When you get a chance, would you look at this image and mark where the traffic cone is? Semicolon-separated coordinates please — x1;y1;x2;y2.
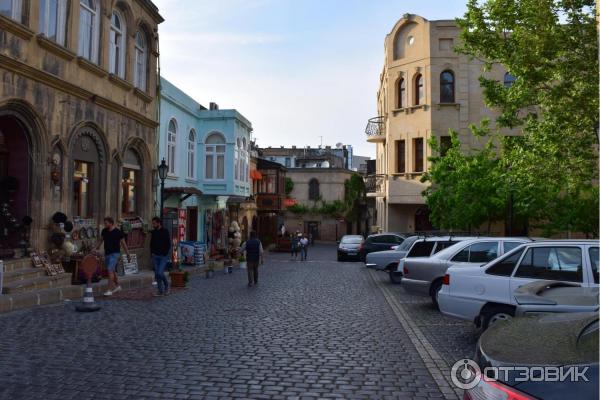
76;284;101;312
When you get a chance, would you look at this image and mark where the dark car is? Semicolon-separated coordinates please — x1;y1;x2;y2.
337;235;364;261
466;312;599;400
360;233;405;260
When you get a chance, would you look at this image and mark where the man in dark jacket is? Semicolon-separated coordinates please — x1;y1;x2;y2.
241;231;264;287
150;217;171;296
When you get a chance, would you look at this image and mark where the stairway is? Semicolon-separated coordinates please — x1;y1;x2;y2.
2;257;71;295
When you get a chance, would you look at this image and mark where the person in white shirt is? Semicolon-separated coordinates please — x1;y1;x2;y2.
300;235;309;261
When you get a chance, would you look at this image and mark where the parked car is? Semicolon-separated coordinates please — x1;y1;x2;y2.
365;235;420;269
360;233;406;260
438;240;599;330
514;280;599;316
402;238;530;307
337;235;364;261
466;312;599;400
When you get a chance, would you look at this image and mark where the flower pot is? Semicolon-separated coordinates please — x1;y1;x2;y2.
239;261;247;269
170;271;186;287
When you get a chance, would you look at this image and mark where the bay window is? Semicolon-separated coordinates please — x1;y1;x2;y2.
205;133;225;180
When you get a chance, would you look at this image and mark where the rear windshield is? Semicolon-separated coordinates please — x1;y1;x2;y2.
398;236;419;251
341;237;363;244
407;241;436;257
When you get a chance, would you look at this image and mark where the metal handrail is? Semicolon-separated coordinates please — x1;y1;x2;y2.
365;116;385;137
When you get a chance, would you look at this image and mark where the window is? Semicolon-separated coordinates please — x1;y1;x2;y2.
486;249;524;276
285;157;291;167
242;138;248;182
440;136;452;157
440;70;455;103
234;138;240;180
187;130;196;179
0;0;21;21
397;78;406;108
109;10;126;78
134;31;147;90
167;119;177;175
308;178;320;200
78;0;99;63
504;72;516;88
40;0;67;45
396;140;405;173
515;247;583;283
414;138;424;172
589;247;599;284
469;242;499;262
407;241;435;257
433;241;457;254
415;74;424;105
205;133;225;180
121;150;141;215
504;241;525;252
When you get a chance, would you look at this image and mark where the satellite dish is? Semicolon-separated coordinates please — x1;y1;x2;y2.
336;142;343;148
322;161;330;168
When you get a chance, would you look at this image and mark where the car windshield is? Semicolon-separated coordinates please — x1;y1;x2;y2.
397;236;419;251
341;237;363;244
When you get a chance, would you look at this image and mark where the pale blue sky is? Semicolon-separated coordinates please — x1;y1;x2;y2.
153;0;467;157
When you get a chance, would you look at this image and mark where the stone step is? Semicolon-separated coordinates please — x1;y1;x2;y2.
3;267;47;283
2;273;72;295
2;257;35;273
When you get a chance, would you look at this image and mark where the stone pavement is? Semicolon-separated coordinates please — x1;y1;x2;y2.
0;244;477;400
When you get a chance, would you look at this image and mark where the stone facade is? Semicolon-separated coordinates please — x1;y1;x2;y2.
0;1;163;257
367;14;515;234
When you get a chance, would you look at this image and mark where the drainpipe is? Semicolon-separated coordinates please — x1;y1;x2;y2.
155;28;162;218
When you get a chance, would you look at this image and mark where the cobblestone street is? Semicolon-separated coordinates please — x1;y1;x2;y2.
0;244;477;400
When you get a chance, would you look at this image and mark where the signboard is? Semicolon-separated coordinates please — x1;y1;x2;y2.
178;209;187;242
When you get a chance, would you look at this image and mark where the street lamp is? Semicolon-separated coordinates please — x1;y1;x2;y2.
158;158;169;220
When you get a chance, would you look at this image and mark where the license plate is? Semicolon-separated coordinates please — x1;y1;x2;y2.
348;252;357;256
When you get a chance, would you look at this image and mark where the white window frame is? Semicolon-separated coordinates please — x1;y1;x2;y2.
0;0;22;21
242;138;249;182
39;0;67;45
78;0;100;63
205;133;226;181
109;10;126;78
234;138;240;181
134;31;147;90
167;119;177;176
187;129;196;179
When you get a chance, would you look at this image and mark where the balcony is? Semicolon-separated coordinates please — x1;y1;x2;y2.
364;174;386;197
365;116;386;143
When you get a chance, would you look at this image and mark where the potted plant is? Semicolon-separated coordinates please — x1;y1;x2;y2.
239;255;247;269
169;267;187;287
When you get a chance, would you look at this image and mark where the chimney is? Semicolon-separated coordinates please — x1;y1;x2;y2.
209;102;219;110
292;145;296;149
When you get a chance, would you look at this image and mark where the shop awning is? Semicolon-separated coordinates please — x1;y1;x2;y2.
163;187;203;202
250;170;263;180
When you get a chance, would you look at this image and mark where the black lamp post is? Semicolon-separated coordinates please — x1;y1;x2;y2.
158;158;169;220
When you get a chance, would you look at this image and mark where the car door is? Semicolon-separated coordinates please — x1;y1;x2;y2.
510;245;586;294
481;248;526;304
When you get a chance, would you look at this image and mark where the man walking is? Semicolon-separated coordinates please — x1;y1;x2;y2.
241;231;263;287
150;217;171;296
95;217;130;296
300;234;309;261
290;232;300;260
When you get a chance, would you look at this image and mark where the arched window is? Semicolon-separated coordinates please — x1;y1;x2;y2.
504;72;516;88
397;78;406;108
167;119;177;175
440;70;455;103
308;178;320;201
40;0;67;45
0;0;21;21
415;74;424;106
134;31;147;90
205;133;225;180
122;149;141;215
187;130;196;179
234;138;240;180
109;10;126;78
78;0;100;63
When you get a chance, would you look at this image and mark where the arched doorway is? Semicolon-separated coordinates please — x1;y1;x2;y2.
0;116;31;249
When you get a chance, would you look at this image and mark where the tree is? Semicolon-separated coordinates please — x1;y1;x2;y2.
342;174;367;225
284;177;294;197
440;0;598;236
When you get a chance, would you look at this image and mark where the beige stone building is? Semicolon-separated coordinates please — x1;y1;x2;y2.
0;1;163;259
366;14;514;234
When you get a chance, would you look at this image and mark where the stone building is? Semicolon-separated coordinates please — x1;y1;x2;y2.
365;14;515;233
0;0;163;258
261;145;353;170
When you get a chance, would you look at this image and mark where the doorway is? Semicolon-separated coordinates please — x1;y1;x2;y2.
187;207;198;241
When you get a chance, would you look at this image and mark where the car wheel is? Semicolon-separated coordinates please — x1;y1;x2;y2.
430;279;443;309
388;269;402;284
481;305;514;330
337;254;343;262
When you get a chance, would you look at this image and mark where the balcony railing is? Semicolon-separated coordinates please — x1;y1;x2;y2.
365;116;385;137
364;174;386;194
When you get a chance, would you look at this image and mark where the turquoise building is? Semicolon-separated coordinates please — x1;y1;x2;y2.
158;77;252;253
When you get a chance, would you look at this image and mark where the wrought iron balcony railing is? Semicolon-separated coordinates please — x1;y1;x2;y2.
365;116;386;137
364;174;386;194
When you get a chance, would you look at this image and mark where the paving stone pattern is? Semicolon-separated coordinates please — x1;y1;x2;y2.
0;245;475;399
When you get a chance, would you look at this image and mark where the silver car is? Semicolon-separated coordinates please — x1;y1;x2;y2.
514;280;599;316
401;238;530;307
337;235;364;261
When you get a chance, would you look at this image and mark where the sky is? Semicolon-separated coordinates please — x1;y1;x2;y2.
153;0;468;157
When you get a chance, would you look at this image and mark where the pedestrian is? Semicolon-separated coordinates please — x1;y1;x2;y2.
95;217;130;296
290;232;300;260
150;217;171;297
300;234;309;261
241;231;264;287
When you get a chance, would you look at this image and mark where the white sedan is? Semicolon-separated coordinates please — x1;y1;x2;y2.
438;240;599;330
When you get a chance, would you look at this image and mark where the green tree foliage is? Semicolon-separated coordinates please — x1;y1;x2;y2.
284;177;294;196
424;0;598;236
